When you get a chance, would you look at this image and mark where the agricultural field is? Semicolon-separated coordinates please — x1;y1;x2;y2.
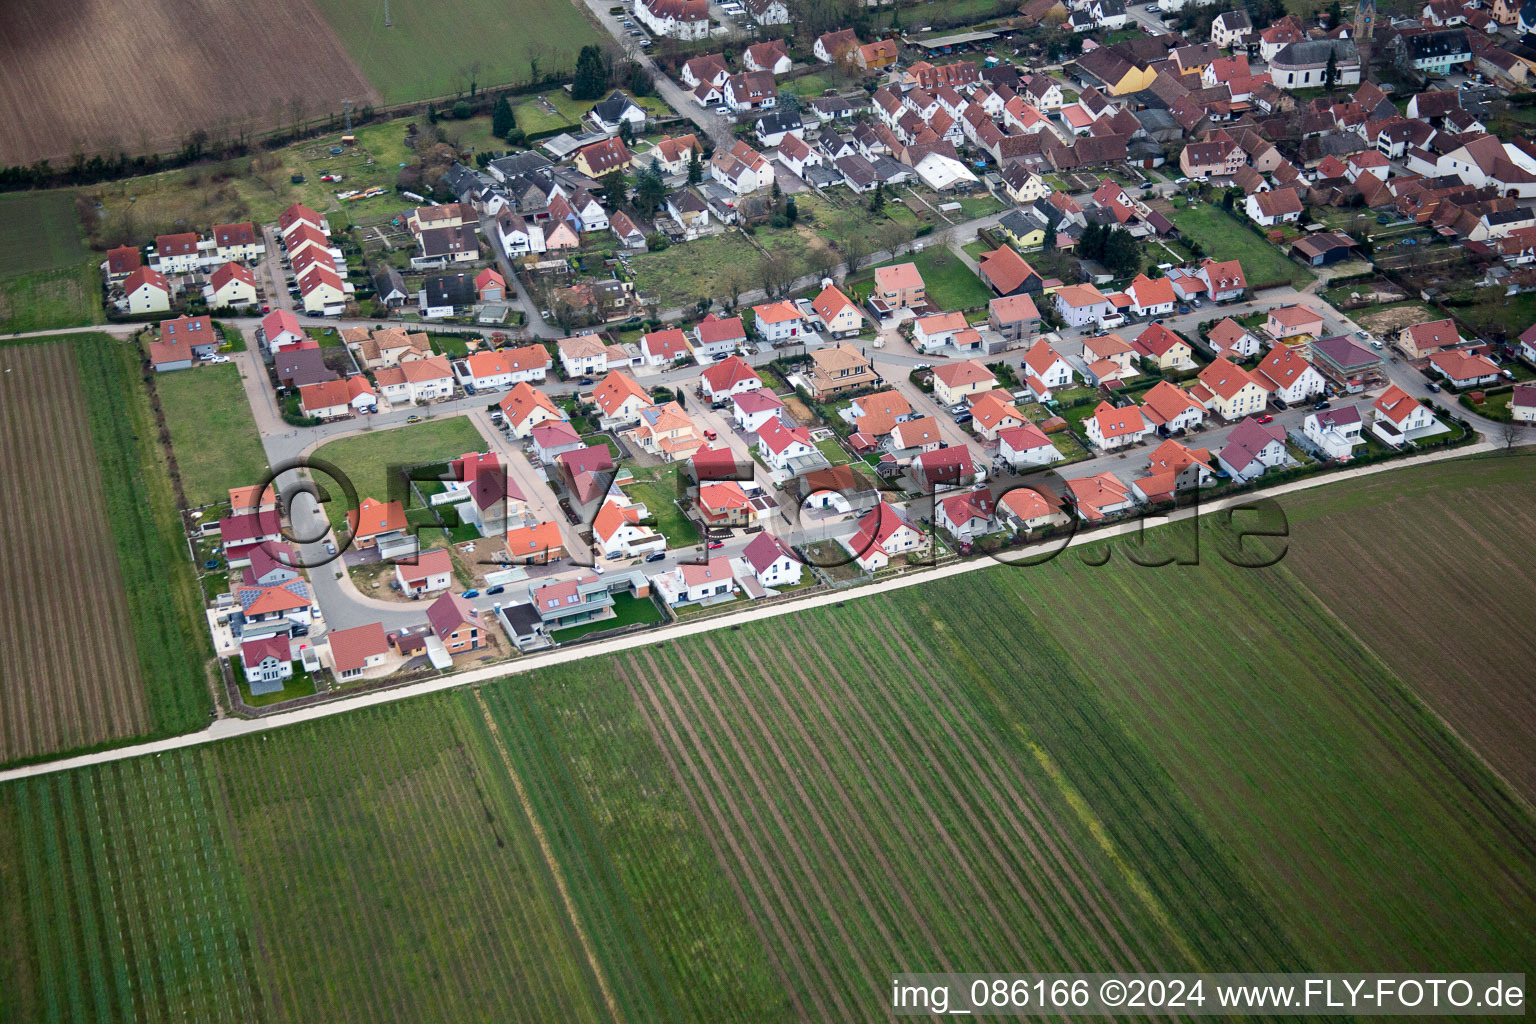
308;0;600;105
3;458;1534;1020
1281;453;1536;805
153;363;270;508
312;415;489;530
1163;200;1316;289
0;0;376;167
0;336;209;766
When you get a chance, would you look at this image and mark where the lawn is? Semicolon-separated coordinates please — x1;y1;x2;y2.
814;436;849;465
0;191;86;275
312;415;488;530
307;0;600;104
1164;201;1315;289
629;232;763;312
4;462;1535;1019
0;262;104;334
154;364;269;508
852;247;994;312
623;462;698;547
551;591;666;640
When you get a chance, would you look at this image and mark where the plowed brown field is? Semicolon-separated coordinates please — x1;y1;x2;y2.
0;0;379;166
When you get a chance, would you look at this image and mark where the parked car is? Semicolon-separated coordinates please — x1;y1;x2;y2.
1313;399;1331;410
579;376;594;386
486;585;505;595
707;540;725;549
406;414;423;423
703;428;718;440
324;541;337;554
1425;381;1441;392
1256;414;1274;424
645;550;667;562
461;589;480;599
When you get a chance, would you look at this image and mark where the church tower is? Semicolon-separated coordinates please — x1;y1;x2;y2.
1354;0;1376;66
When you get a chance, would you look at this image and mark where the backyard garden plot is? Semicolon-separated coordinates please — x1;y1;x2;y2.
154;364;270;508
311;415;488;530
1162;200;1315;289
1280;452;1536;806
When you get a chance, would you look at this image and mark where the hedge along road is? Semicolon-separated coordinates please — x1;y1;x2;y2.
0;438;1495;785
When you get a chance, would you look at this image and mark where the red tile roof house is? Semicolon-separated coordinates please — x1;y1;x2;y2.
1138;438;1214;499
217;508;284;567
426;593;483;656
697;480;757;527
393;552;451;601
235;543;315;633
912;446;977;493
755;415;817;472
1205;317;1262;360
1021;338;1075;399
996;422;1060;469
701;355;762;400
997;485;1072;534
149;315;220;371
326;622;390;680
300;376;376;420
741;532;803;589
692;314;749;358
1254;345;1326;405
1066;472;1135;521
731;388;786;434
841;501;928;571
1216;415;1290;482
1510;383;1536;424
1138;379;1207;435
641;327;692;367
1371;384;1444;445
103;244;141;282
348;498;408;550
1397;318;1463;360
651;557;739;607
1265;304;1325;343
1427;349;1501;388
937;490;996;542
240;635;294;693
1085;400;1151;451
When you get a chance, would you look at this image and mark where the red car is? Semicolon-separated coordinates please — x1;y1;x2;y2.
707;540;725;549
261;304;271;314
1256;414;1274;424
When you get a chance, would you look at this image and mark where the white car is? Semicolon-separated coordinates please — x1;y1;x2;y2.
204;355;231;364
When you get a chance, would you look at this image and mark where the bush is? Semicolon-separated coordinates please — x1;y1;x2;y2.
451;100;472;120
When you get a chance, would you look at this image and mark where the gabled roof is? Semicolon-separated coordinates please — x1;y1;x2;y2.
592;371;650;415
702;354;761;392
328;623;389;674
756;415;811;454
426;592;477;639
932;360;996;389
742;531;797;573
1197;358;1264;400
1138;379;1203;427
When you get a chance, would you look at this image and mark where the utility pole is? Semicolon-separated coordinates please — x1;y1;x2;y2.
343;99;353;133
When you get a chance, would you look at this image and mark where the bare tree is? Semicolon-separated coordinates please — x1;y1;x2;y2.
1498;418;1527;450
758;250;797;298
810;247;840;285
719;264;749;309
839;233;869;275
877;220;914;260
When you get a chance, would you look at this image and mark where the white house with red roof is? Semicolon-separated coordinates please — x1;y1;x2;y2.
593;495;666;558
1086;401;1150;451
153;231;202;275
1510;383;1536;424
1021;338;1075;399
741;532;802;588
1217;416;1289;481
931;360;998;407
641;328;692;367
693;314;749;358
211;222;265;264
1195;258;1247;302
1255;346;1326;405
1205;317;1261;360
912;447;978;493
499;382;567;438
1139;380;1206;434
240;635;294;692
701;355;762;400
395;549;454;597
752;301;806;342
997;485;1071;533
756;416;816;471
376;355;456;405
937;490;996;542
731;389;785;433
592;370;652;428
1371;385;1444;444
149;315;219;371
1192;358;1268;421
997;422;1062;468
326;622;390;680
1066;472;1135;521
1427;349;1501;388
261;308;308;352
1125;274;1176;317
299;376;375;419
842;501;927;571
651;557;738;606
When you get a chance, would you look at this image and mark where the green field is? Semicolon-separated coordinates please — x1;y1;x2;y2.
312;415;488;530
1165;201;1315;289
3;460;1534;1019
623;463;699;547
0;191;103;334
154;364;270;508
0;192;86;276
308;0;601;104
853;246;995;312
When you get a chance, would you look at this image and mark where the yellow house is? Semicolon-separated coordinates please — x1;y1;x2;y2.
1192;358;1268;422
931;360;998;407
998;212;1046;250
1000;165;1052;205
1108;64;1156;95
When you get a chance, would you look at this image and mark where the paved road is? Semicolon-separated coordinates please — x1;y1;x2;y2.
0;437;1494;785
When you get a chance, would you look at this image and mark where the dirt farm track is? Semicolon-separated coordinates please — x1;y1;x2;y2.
0;0;379;167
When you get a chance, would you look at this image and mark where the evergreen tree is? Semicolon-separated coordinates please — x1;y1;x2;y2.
601;169;628;209
635;164;668;216
1324;48;1338;90
868;181;885;213
687;148;702;184
573;45;608;101
785;196;798;223
491;96;515;140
